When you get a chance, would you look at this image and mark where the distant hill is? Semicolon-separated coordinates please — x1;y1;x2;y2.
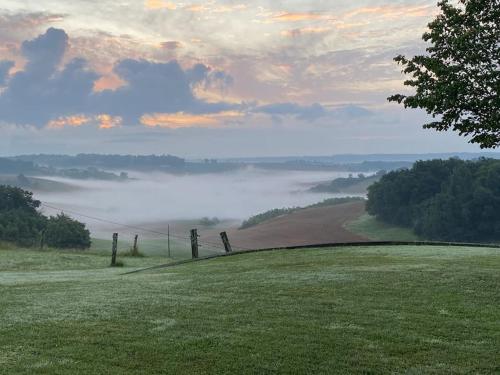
310;172;384;194
224;152;500;164
0;175;77;192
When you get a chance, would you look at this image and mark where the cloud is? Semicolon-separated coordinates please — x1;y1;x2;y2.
0;27;371;132
21;27;68;74
255;102;327;121
281;27;331;38
0;28;237;128
96;114;122;129
47;113;122;129
141;112;216;128
94;59;236;123
272;12;330;22
47;115;91;129
333;104;372;118
343;5;435;20
0;28;98;126
161;41;182;50
0;12;65;33
145;0;177;10
0;60;14;85
254;102;372;123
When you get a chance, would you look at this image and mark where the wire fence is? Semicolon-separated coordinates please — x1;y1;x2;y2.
36;201;500;269
40;202;242;261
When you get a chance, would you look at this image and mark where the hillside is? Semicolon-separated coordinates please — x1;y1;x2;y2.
310;173;383;194
200;201;368;250
0;245;498;373
0;175;77;192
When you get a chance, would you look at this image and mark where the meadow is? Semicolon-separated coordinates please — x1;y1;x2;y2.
346;213;420;242
1;244;499;374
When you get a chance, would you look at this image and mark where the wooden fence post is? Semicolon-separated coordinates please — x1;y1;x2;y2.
39;230;45;251
167;224;171;258
190;229;199;259
220;231;233;253
111;233;118;266
132;234;139;256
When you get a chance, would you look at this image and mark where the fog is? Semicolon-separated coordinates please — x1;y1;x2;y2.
36;168;364;237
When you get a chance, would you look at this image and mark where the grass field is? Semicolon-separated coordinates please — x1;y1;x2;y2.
89;237;193;259
1;245;499;374
346;213;420;241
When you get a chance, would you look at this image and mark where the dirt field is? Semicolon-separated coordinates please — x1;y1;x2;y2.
199;201;368;250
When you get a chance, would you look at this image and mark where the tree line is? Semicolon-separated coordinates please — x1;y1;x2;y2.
367;158;500;242
0;185;91;248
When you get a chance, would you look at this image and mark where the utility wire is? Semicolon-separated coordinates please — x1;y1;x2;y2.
41;201;251;251
40;202;191;241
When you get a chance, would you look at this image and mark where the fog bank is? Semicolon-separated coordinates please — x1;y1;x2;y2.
36;168;364;235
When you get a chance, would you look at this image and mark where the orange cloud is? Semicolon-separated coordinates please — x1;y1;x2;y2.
97;114;122;129
47;114;122;129
141;111;242;129
186;5;205;12
272;12;330;22
145;0;177;10
48;115;91;129
93;74;126;92
344;5;435;19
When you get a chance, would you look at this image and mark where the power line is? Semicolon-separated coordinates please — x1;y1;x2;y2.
40;201;251;251
40;202;191;241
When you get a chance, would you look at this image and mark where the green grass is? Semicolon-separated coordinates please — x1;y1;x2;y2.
1;245;499;374
346;213;420;241
90;237;212;260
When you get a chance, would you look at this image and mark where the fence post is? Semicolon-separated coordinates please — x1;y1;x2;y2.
167;224;171;258
190;229;199;259
133;234;138;255
39;230;45;251
220;231;233;253
111;233;118;266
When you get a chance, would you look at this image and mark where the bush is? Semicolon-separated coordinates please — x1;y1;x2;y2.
44;213;91;249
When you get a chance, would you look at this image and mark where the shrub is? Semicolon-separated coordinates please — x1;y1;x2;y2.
44;213;91;249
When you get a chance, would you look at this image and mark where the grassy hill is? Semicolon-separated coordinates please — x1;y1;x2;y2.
1;244;499;374
345;213;420;241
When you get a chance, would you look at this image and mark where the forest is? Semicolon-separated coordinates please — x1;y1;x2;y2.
367;158;500;242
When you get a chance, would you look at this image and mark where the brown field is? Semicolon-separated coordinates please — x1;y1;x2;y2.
199;201;368;250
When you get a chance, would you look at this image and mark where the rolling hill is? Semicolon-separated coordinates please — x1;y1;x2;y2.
0;244;498;373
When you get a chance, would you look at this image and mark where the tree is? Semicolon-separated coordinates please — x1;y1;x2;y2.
367;158;500;242
0;186;92;248
44;213;91;249
389;0;500;148
0;185;46;246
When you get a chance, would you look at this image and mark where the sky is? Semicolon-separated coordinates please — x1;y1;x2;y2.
0;0;480;158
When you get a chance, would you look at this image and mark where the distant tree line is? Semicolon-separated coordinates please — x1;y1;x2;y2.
0;158;37;174
0;185;91;249
14;154;186;169
310;171;386;193
0;157;129;182
367;159;500;242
